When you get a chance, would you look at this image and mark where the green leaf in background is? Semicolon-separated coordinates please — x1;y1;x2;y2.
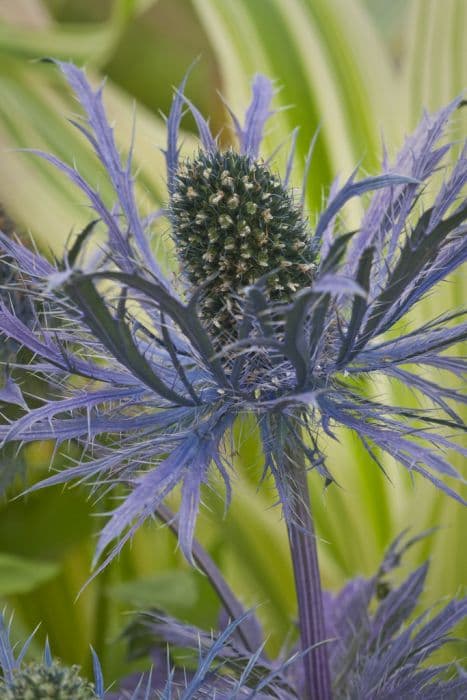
404;0;466;129
0;0;159;65
107;570;198;612
0;552;60;595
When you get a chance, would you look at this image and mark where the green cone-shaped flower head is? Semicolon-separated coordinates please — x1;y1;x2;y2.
0;661;97;700
171;149;316;340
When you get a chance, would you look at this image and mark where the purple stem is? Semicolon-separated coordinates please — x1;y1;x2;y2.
285;439;332;700
155;503;263;654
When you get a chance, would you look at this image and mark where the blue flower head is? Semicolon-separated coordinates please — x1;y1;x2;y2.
0;612;103;699
0;62;465;574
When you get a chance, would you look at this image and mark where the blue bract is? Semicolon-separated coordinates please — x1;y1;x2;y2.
0;62;465;577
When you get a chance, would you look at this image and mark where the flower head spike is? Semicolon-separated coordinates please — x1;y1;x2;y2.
0;61;465;573
171;148;316;340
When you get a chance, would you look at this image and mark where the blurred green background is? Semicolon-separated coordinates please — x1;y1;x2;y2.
0;0;465;686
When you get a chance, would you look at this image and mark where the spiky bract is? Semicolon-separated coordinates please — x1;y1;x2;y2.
172;149;315;339
0;206;33;362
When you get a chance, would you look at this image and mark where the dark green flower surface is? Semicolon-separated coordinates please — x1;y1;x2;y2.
0;661;97;700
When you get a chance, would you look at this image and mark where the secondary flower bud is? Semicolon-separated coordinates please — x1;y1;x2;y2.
0;662;97;699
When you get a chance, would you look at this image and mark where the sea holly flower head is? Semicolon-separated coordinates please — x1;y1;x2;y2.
171;148;315;341
0;613;103;700
0;61;465;573
0;662;98;700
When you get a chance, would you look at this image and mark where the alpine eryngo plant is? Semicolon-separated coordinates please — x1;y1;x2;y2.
0;61;466;698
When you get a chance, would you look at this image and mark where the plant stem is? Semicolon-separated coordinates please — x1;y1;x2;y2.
284;437;332;700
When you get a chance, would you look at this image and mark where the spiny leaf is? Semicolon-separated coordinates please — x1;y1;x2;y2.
65;274;194;406
337;246;374;365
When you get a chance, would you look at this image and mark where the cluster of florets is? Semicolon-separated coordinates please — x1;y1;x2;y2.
171;149;316;341
0;662;97;699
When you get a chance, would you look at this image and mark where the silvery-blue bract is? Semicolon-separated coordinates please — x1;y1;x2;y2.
0;62;465;578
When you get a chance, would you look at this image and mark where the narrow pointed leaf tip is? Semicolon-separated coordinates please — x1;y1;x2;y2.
0;374;26;409
241;74;275;158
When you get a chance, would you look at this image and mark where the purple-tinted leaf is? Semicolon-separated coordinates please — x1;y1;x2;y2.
94;455;188;570
387;367;466;422
24;149;128;257
0;303;131;385
301;128;320;210
87;270;229;387
283;288;317;387
165;70;191;196
0;615;16;684
319;231;355;275
56;62;168;286
1;386;143;444
160;311;200;404
412;598;467;655
355;321;467;369
0;232;54;278
66;219;99;268
357;202;467;348
284;127;299;187
371;563;428;645
178;458;210;564
65;275;194;406
177;613;258;700
430;142;467;228
313;173;419;246
177;92;216;153
381;230;467;332
241;75;274;159
317;393;466;504
337;247;374;365
346;96;462;274
91;647;105;698
312;273;367;297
